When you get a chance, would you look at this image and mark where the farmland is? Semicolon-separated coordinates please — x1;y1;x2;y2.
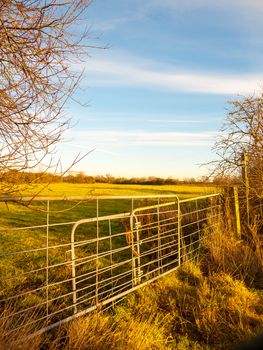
19;182;218;198
0;182;218;233
0;183;219;339
0;182;218;282
0;182;262;350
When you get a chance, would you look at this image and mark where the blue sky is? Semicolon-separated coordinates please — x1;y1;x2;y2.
58;0;263;179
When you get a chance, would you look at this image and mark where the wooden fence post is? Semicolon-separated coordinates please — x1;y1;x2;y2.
233;186;241;239
242;152;250;224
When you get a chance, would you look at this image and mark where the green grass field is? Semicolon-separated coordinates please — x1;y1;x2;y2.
0;182;218;241
0;182;219;266
0;182;219;342
0;182;218;234
1;183;262;349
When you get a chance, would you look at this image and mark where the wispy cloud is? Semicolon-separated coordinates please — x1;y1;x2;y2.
80;53;263;95
69;109;220;123
67;129;218;147
61;141;118;156
147;119;213;124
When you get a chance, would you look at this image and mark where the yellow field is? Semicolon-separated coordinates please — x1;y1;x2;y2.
22;182;218;199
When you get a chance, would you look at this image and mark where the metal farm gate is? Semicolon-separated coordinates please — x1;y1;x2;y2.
0;194;221;337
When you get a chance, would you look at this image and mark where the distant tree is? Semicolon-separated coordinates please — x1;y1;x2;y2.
0;0;94;195
94;175;107;183
212;175;240;186
75;171;86;183
64;174;76;184
105;173;114;184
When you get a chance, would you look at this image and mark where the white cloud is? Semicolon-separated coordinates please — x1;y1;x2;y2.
80;54;263;95
146;119;215;125
67;129;218;147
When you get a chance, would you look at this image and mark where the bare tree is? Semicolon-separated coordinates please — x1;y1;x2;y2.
0;0;94;195
210;93;263;222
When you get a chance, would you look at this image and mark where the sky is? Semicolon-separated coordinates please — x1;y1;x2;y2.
57;0;263;179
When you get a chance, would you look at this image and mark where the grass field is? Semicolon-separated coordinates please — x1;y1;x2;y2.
1;211;263;350
0;182;222;348
0;182;218;246
0;183;218;234
20;182;218;198
1;183;262;349
0;182;218;258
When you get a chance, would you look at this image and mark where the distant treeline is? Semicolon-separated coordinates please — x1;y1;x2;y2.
0;170;240;186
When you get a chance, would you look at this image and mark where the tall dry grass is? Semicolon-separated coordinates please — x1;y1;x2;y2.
1;204;262;349
203;206;263;288
0;305;42;350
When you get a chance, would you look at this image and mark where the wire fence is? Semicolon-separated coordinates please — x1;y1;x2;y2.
0;193;221;337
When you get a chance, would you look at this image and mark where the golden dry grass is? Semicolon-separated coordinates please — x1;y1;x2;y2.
1;205;262;350
19;182;217;199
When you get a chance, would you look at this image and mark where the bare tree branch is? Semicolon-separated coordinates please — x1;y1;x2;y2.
0;0;98;195
208;93;263;223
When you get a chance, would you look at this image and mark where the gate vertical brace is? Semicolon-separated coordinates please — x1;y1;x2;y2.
71;226;77;314
131;199;135;287
195;199;200;257
109;219;113;295
46;200;49;317
130;212;136;287
96;199;99;306
177;199;181;267
135;219;142;284
157;198;161;275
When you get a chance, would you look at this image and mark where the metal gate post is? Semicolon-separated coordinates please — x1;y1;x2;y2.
177;198;181;267
96;199;99;306
46;200;50;317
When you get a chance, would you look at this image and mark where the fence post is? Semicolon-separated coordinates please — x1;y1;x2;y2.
223;187;232;231
242;152;250;224
233;186;241;239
